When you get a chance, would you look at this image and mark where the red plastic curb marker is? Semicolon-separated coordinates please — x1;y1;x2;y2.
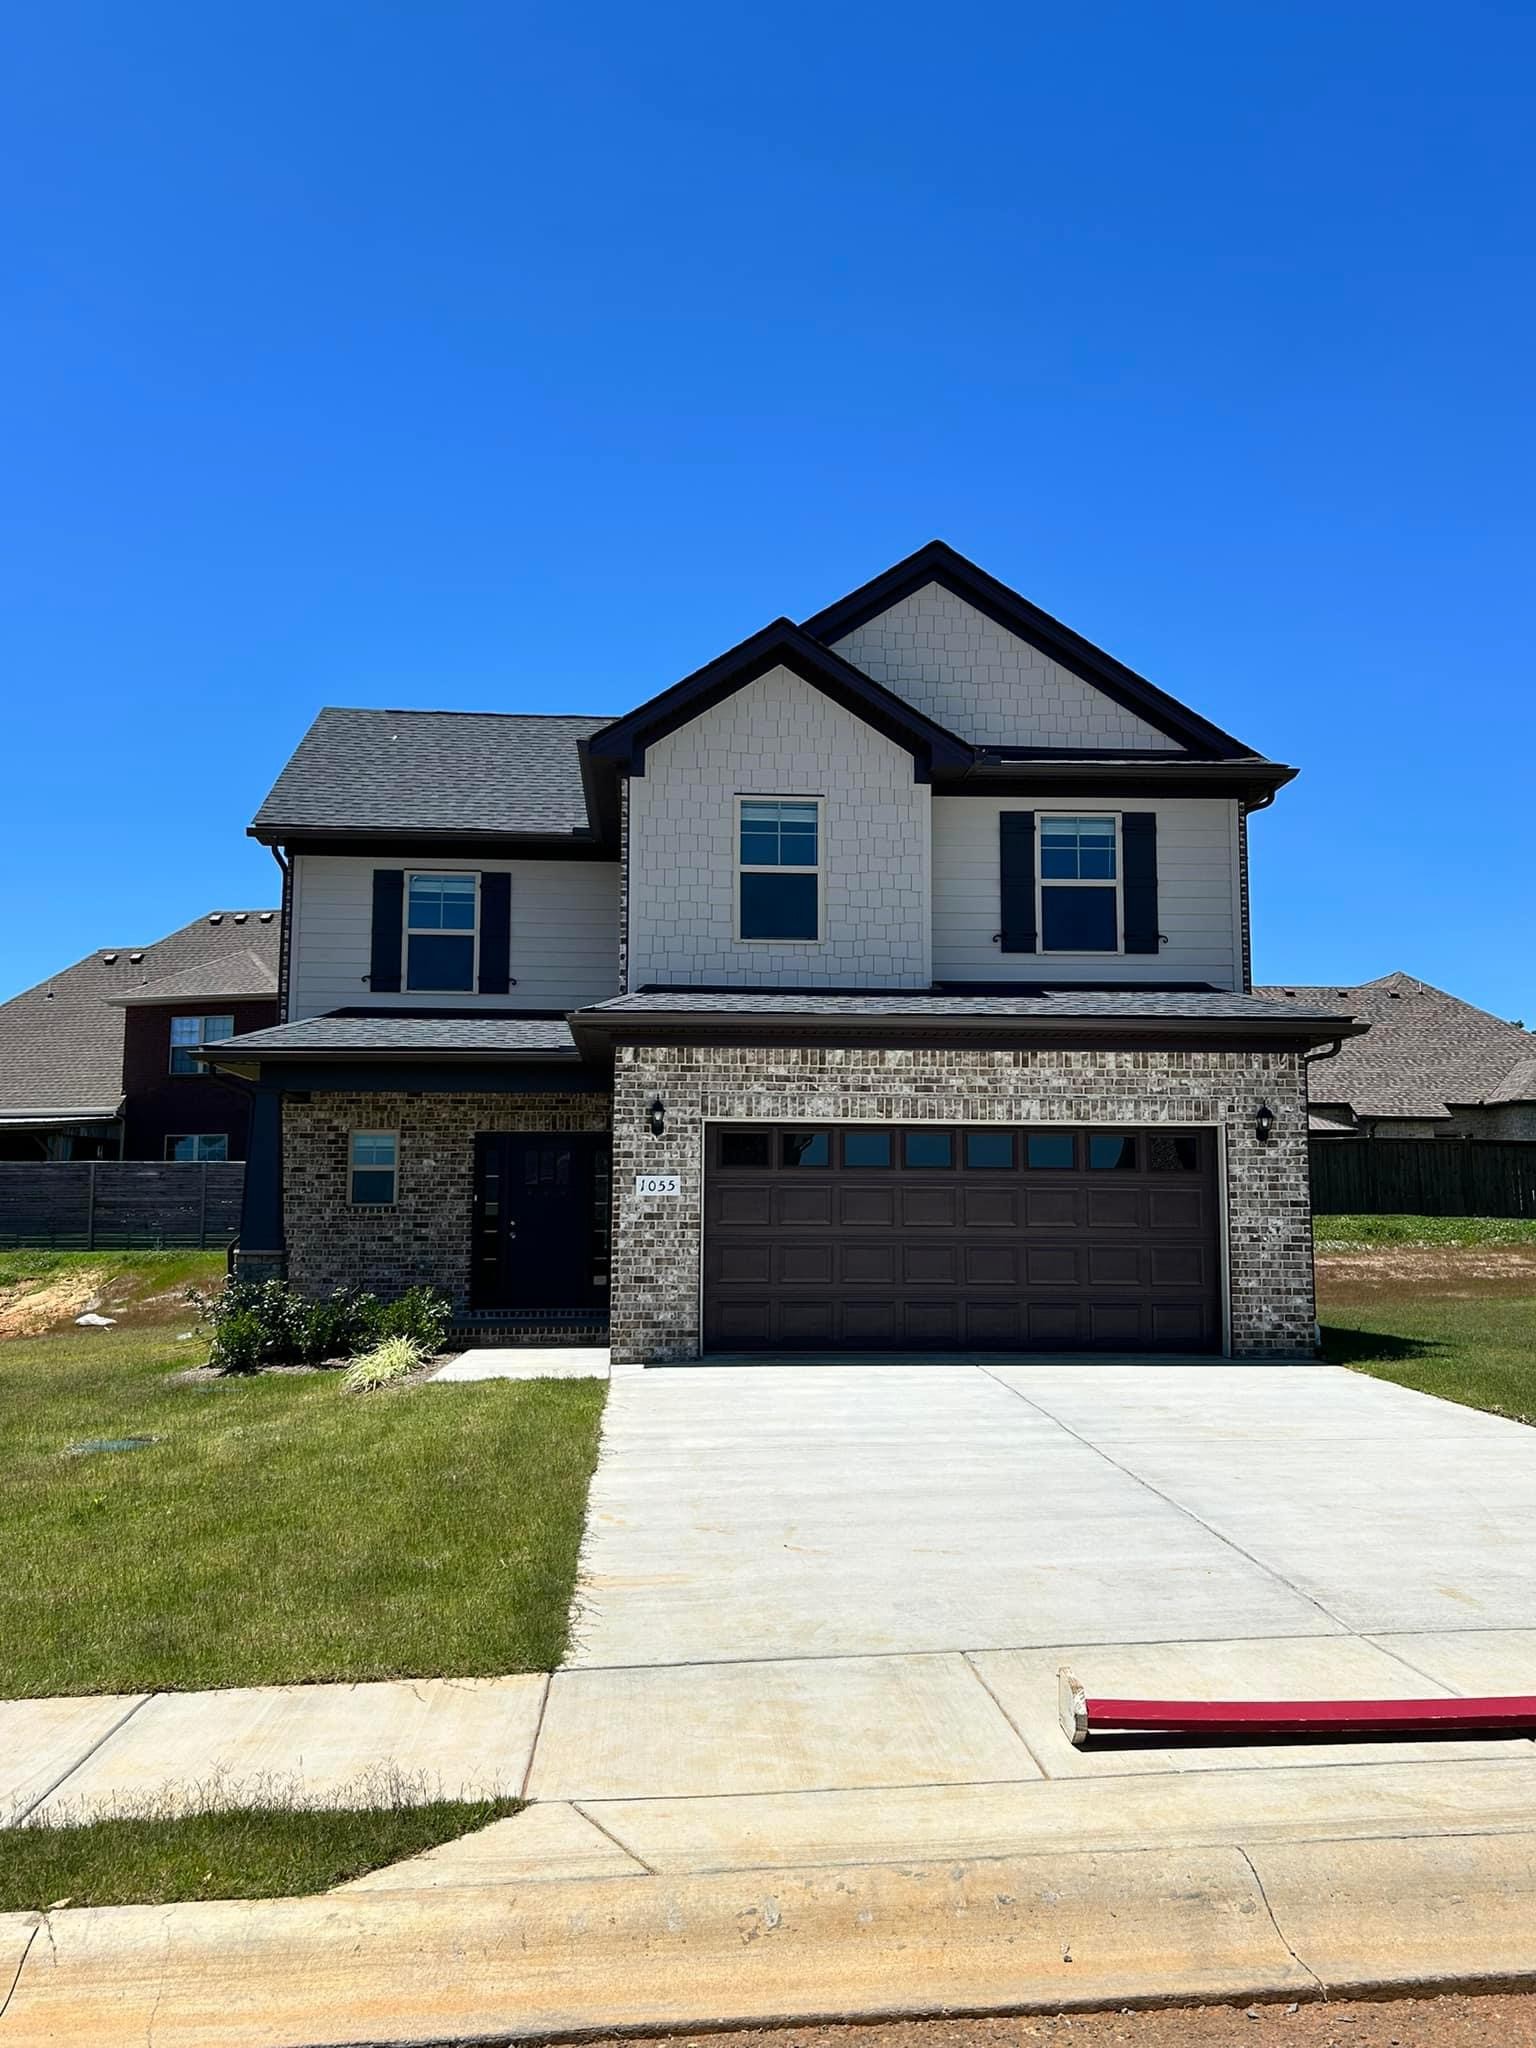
1057;1668;1536;1747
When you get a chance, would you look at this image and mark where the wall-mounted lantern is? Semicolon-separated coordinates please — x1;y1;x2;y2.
648;1095;666;1138
1254;1102;1275;1146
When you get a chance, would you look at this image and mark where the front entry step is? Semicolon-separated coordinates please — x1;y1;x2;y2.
451;1313;610;1350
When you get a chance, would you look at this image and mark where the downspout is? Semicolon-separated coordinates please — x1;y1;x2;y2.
269;844;292;1024
1237;788;1277;996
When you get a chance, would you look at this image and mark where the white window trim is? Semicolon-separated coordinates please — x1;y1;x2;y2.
349;1128;399;1208
733;795;825;946
169;1014;236;1074
1037;811;1124;957
404;872;480;994
164;1133;229;1162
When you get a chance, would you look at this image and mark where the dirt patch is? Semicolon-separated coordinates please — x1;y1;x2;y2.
0;1268;108;1340
600;1991;1536;2048
1317;1245;1536;1303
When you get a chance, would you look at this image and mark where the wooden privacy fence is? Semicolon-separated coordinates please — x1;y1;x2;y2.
0;1162;245;1248
1310;1139;1536;1218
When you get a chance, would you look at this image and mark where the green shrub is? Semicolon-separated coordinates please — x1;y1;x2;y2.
192;1280;451;1373
342;1335;426;1393
373;1286;452;1353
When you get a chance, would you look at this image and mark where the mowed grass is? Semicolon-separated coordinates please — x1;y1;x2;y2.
0;1247;228;1294
1;1797;518;1911
1317;1221;1536;1425
1;1319;605;1696
1315;1213;1536;1250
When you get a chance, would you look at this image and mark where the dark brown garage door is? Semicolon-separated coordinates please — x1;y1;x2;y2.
703;1125;1221;1353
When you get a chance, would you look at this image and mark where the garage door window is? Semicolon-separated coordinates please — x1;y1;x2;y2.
1089;1135;1137;1170
1149;1133;1202;1171
903;1130;953;1167
1026;1134;1075;1168
964;1131;1015;1168
843;1131;892;1167
782;1130;830;1167
719;1130;772;1168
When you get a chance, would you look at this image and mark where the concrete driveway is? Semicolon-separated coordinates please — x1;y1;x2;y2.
512;1362;1536;1879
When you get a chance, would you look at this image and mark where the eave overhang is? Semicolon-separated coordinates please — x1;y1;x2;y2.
567;1005;1367;1063
938;755;1299;803
246;826;615;860
585;618;974;782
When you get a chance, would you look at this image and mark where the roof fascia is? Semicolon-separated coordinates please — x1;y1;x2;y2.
246;828;615;861
585;618;973;780
801;541;1258;761
938;759;1299;802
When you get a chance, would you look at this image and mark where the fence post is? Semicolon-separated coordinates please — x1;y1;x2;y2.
199;1164;209;1249
86;1161;97;1250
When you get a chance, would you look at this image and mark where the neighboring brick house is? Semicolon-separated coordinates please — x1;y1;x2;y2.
203;542;1363;1361
0;913;280;1162
1257;974;1536;1141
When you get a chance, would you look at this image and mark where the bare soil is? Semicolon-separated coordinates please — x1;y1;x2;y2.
1316;1245;1536;1301
589;1993;1536;2048
0;1268;107;1340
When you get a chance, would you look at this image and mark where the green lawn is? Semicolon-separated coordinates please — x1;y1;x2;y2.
1;1318;605;1696
1315;1213;1536;1249
1318;1221;1536;1425
1;1797;518;1911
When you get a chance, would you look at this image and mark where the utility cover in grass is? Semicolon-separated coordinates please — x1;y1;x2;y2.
66;1436;159;1456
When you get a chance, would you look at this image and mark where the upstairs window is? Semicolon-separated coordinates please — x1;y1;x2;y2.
1039;815;1120;953
738;798;820;942
165;1133;228;1161
406;873;477;991
169;1014;235;1074
350;1130;398;1205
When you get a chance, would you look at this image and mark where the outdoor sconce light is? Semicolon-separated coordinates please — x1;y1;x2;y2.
648;1095;666;1138
1254;1102;1275;1146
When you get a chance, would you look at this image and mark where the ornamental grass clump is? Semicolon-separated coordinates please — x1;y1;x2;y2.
342;1335;426;1394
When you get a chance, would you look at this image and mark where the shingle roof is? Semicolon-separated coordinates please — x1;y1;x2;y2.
210;1013;578;1057
106;948;278;1006
581;989;1353;1024
251;709;608;839
0;913;280;1119
1255;973;1536;1116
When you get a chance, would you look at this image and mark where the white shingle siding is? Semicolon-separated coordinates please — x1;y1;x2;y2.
626;666;931;989
288;854;619;1019
833;583;1182;751
931;796;1243;990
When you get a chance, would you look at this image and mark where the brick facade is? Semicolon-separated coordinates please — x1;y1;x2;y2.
282;1090;610;1303
608;1043;1314;1365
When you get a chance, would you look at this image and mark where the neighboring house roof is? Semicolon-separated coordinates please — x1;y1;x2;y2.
208;1013;578;1059
105;948;279;1006
1256;973;1536;1121
249;544;1294;845
250;709;610;843
0;912;280;1121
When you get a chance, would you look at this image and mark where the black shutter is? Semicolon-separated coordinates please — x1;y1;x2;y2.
999;811;1037;953
369;870;404;992
1121;812;1160;954
479;872;512;994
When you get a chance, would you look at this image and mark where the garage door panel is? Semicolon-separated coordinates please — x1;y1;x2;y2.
841;1243;896;1285
775;1186;832;1226
704;1124;1219;1355
777;1243;834;1285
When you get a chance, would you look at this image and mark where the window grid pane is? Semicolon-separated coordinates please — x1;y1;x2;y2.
408;874;477;931
739;800;818;868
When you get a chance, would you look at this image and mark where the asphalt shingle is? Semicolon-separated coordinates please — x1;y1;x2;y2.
251;708;609;838
212;1014;578;1057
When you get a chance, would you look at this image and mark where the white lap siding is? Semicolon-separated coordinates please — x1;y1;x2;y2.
931;796;1243;990
288;854;620;1018
626;666;932;989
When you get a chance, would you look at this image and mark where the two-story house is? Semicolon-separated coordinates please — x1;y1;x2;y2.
203;544;1361;1362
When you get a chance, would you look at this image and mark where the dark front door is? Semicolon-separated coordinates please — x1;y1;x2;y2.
703;1124;1220;1353
471;1133;611;1315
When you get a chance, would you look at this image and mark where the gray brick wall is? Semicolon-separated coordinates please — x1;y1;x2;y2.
833;582;1182;751
609;1044;1313;1364
626;665;931;989
283;1090;611;1306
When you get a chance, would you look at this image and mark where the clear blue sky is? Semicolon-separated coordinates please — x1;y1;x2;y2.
4;2;1532;1015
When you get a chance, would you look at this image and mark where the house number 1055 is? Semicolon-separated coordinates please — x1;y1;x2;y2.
634;1174;681;1197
